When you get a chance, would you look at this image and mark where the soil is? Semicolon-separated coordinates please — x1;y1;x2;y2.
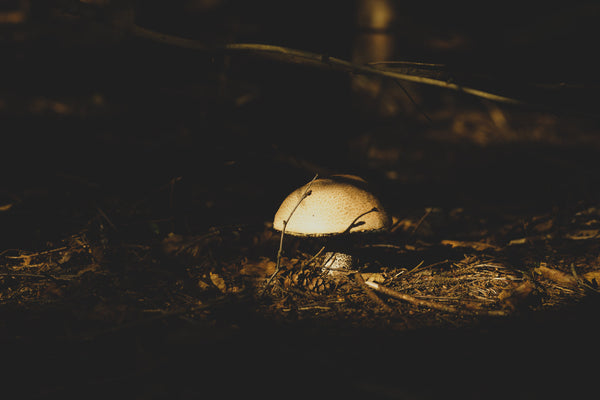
2;2;600;399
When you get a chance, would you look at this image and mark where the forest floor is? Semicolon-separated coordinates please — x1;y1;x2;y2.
2;3;600;399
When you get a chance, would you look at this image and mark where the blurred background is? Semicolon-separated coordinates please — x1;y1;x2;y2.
2;0;600;247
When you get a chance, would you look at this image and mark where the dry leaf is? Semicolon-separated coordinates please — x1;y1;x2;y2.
565;230;599;240
583;271;600;284
533;219;553;233
42;283;64;298
198;280;211;290
162;233;185;255
498;280;535;310
508;238;527;246
361;272;386;284
441;240;500;251
239;258;276;278
75;263;101;276
209;272;227;292
534;265;577;287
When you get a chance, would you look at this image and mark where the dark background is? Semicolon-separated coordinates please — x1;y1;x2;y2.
3;0;599;245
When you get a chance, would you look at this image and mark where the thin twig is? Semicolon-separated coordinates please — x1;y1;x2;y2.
410;208;433;237
263;174;319;292
342;207;380;234
405;259;449;275
3;247;69;258
96;207;118;231
397;260;424;278
301;246;326;270
359;243;404;250
353;273;394;313
393;80;433;124
365;280;459;313
0;272;73;281
364;280;508;316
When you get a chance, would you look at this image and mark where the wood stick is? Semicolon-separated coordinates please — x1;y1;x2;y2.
128;24;524;105
364;281;508;316
364;280;460;313
353;273;394;313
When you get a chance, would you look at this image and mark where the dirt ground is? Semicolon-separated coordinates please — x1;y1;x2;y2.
2;2;600;399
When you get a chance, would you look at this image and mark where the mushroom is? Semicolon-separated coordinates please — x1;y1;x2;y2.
273;175;390;277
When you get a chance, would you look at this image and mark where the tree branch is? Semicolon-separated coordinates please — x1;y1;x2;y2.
129;24;524;106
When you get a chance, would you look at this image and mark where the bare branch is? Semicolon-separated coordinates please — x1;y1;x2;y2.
263;174;319;293
129;25;525;106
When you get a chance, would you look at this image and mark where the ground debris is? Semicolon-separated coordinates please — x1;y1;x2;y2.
441;239;500;251
564;229;599;241
162;231;222;258
209;272;228;293
534;265;578;288
534;264;600;293
255;248;538;326
239;257;277;278
498;280;536;311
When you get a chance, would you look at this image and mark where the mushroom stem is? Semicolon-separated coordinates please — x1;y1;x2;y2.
323;251;354;276
321;236;356;277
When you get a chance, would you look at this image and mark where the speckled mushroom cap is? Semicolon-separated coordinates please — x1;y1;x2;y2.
273;175;391;236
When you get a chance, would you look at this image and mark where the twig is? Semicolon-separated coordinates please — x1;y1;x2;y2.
364;280;508;316
397;260;423;277
410;208;433;237
393;80;433;124
60;4;600;115
359;243;404;250
406;259;449;275
263;174;318;293
353;273;394;313
3;247;68;258
301;246;325;270
0;272;73;281
96;207;118;231
364;280;459;313
342;207;379;234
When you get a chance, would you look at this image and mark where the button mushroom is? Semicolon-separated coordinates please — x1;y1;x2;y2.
273;175;390;277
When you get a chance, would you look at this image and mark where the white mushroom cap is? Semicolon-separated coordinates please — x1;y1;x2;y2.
273;175;390;237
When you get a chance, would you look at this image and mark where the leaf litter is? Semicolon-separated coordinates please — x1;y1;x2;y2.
3;202;598;336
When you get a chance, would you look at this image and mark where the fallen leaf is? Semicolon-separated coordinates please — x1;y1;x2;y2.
534;265;577;287
42;283;64;298
533;219;554;232
161;233;184;255
209;272;227;293
498;280;535;310
239;258;276;278
390;218;414;233
75;263;101;276
583;271;600;284
565;230;599;240
508;238;528;246
360;272;386;284
198;280;211;290
441;240;500;251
